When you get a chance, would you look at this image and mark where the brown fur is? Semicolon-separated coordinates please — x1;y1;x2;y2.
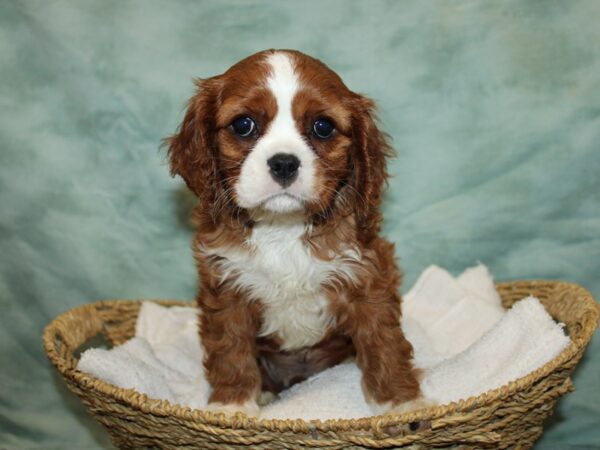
166;49;420;410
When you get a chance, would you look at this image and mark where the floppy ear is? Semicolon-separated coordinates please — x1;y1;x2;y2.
349;95;393;243
164;77;222;212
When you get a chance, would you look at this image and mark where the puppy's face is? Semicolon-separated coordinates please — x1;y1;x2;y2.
168;50;389;232
219;52;353;215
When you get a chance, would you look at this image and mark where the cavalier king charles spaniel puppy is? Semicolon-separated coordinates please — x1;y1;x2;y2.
166;49;426;417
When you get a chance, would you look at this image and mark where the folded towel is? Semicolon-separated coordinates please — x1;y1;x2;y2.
420;296;569;405
402;264;506;368
79;303;210;409
261;362;368;420
77;264;570;420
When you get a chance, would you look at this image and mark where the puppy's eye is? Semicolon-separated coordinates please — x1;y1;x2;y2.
312;118;335;139
231;116;256;137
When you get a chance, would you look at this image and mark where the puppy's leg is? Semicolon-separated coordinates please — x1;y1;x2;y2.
344;294;427;415
200;293;262;417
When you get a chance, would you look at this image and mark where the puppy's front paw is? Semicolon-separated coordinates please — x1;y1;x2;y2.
388;397;437;415
367;396;436;416
205;399;260;417
257;390;278;406
382;398;437;435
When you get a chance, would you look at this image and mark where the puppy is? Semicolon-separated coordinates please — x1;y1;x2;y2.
166;49;424;417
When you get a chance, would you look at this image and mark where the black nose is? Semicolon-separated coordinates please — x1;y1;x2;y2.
267;153;300;186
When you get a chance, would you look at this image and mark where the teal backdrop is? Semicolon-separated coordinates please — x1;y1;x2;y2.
1;1;598;448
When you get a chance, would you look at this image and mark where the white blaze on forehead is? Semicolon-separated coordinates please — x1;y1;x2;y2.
234;51;317;213
262;52;304;147
266;52;299;116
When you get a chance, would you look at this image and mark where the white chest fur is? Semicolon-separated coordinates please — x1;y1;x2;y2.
206;219;358;350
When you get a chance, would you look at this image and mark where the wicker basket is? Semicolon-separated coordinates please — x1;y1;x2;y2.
44;281;599;449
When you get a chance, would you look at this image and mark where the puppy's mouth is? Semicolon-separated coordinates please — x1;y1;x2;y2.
259;192;306;214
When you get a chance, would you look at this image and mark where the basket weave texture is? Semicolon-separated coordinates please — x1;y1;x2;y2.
44;281;599;449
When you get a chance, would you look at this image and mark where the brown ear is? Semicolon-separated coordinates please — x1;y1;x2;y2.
164;77;222;211
349;95;393;243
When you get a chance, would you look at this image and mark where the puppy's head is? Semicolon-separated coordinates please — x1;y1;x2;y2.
166;50;390;238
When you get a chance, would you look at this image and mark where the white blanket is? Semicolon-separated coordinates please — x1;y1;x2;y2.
77;264;570;420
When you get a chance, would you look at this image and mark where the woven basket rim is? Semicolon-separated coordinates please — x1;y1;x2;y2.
43;279;599;434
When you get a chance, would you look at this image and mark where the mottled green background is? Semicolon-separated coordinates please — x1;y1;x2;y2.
1;0;598;448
